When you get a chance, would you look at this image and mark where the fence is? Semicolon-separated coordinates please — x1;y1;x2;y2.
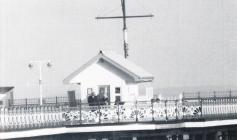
62;100;202;126
7;97;70;107
182;90;237;99
1;97;237;132
0;105;67;132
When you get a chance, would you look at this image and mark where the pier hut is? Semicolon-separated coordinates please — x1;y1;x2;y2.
0;87;14;107
63;50;154;103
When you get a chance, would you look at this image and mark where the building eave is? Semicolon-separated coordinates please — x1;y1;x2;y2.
63;55;101;84
63;50;154;84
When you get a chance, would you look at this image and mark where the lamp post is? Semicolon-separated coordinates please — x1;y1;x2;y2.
28;60;52;106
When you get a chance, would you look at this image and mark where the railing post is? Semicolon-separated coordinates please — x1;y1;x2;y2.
79;99;82;124
151;100;154;121
214;91;216;100
3;107;5;130
182;99;185;120
198;92;200;100
98;102;101;124
56;96;58;106
117;103;120;123
165;100;168;121
135;100;138;122
25;98;27;107
38;98;40;106
175;100;178;121
229;90;232;98
200;98;203;119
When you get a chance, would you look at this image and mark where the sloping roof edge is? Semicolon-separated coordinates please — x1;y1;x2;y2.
0;87;14;94
100;53;154;82
63;50;154;84
63;54;101;84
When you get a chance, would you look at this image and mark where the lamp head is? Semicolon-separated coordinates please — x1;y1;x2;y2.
28;63;33;69
47;62;52;68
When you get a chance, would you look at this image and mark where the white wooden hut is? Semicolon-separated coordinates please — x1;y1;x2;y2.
63;51;154;103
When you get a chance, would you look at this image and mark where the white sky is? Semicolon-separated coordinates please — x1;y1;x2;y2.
1;0;237;98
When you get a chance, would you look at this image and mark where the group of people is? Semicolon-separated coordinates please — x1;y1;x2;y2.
87;92;109;106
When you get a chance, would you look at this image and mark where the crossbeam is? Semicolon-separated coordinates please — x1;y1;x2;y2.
96;0;154;58
96;14;154;19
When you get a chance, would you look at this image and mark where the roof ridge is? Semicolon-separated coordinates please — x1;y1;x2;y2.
63;50;154;84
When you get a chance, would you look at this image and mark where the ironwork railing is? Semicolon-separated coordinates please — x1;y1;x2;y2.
2;97;237;132
183;90;237;99
62;100;202;126
7;97;70;107
0;105;67;132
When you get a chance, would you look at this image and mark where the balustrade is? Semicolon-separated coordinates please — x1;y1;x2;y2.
62;100;201;125
0;105;65;131
2;97;237;132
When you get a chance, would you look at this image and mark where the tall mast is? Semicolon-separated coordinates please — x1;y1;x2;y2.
121;0;128;58
96;0;154;58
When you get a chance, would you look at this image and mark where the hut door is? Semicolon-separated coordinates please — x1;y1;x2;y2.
68;90;76;107
98;85;110;105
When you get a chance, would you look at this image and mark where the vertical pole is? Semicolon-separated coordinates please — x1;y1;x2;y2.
198;91;200;100
200;98;203;119
175;100;178;120
135;100;138;122
165;100;168;121
25;98;27;107
2;107;5;130
151;100;154;121
123;28;128;58
121;0;128;58
99;102;101;124
117;103;120;123
56;96;58;106
182;98;185;120
39;62;43;106
79;99;82;124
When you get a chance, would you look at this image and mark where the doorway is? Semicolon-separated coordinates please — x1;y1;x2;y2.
68;90;76;107
98;85;110;105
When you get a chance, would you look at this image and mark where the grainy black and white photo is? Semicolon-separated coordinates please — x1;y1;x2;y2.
0;0;237;140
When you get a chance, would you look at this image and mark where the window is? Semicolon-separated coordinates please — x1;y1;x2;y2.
115;96;121;102
115;87;120;94
0;101;3;105
87;88;93;96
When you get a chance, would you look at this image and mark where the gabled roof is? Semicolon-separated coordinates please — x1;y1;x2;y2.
63;50;154;84
0;87;14;94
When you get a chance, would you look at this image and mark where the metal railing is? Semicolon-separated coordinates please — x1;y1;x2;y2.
0;105;67;132
62;99;202;126
183;90;237;99
7;96;70;107
2;96;237;132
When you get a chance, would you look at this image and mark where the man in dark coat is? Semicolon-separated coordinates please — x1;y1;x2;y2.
88;92;98;106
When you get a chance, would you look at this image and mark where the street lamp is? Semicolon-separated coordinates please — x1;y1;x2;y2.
28;60;52;105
